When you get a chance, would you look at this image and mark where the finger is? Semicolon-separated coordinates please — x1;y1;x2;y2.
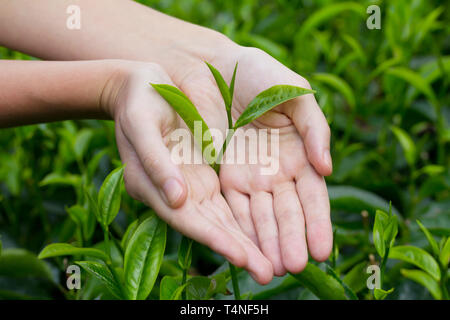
250;191;286;276
124;121;187;209
273;182;308;273
284;91;332;176
210;194;273;285
223;189;259;245
121;153;249;268
296;167;333;261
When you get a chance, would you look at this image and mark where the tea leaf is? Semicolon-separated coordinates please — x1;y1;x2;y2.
160;276;183;300
390;126;417;167
234;85;315;129
150;83;216;163
229;62;238;104
295;2;365;41
386;67;438;108
389;246;441;281
290;263;347;300
98;164;125;228
124;214;167;300
328;185;401;217
205;62;232;111
178;236;193;270
373;210;388;258
76;261;123;299
374;287;394;300
416;220;440;257
0;249;53;282
439;237;450;268
121;219;139;251
38;243;109;262
313;73;356;110
400;269;441;300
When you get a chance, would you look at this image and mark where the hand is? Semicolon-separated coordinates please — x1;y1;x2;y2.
169;47;333;276
103;61;273;284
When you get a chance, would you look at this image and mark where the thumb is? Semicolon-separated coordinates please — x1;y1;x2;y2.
131;124;188;208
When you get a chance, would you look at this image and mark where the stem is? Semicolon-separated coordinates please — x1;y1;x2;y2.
182;268;188;300
229;262;241;300
226;106;233;130
380;247;389;287
440;265;449;300
214;129;234;173
103;226;125;299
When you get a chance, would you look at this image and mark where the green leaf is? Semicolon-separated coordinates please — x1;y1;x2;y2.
295;2;365;41
39;172;81;188
374;210;388;255
121;219;139;251
73;128;93;161
66;204;95;241
178;237;193;270
205;62;232;111
400;269;441;300
325;265;358;300
343;261;370;293
389;246;441;281
150;83;216;164
373;210;388;257
313;73;356;110
124;214;167;300
98;164;125;228
160;276;183;300
0;249;53;282
374;287;394;300
76;261;123;299
38;243;109;262
234;85;315;129
386;67;438;108
290;263;347;300
186;276;212;300
328;185;400;217
229;62;238;104
416;220;440;258
439;237;450;268
390;126;417;167
0;236;2;257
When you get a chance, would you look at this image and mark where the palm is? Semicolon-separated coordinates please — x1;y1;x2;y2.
175;48;333;275
113;66;273;284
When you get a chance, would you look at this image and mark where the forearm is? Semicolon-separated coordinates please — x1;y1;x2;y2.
0;0;236;79
0;60;116;127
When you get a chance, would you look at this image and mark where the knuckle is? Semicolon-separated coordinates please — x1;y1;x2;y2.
141;153;161;174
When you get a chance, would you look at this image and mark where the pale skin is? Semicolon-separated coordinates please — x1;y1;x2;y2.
0;0;333;283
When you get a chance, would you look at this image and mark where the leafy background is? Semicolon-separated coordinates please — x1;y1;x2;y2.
0;0;449;300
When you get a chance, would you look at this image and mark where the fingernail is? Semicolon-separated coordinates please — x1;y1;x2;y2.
323;149;332;171
162;178;183;207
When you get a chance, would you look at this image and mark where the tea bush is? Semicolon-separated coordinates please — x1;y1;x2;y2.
0;0;448;300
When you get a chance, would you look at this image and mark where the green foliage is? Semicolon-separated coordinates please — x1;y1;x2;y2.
233;85;315;128
389;246;441;281
123;215;167;300
97;164;125;229
76;261;123;299
38;243;109;262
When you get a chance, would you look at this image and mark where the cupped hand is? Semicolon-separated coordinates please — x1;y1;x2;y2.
170;47;333;276
104;61;273;284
